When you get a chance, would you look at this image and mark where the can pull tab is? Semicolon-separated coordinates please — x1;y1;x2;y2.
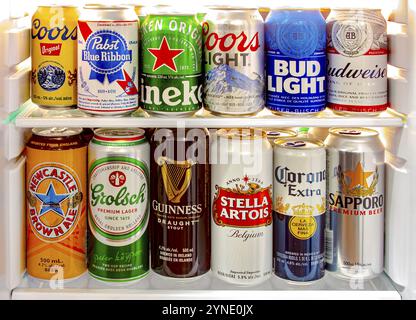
339;129;362;136
285;141;306;148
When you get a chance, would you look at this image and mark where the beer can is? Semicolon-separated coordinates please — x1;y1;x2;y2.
211;129;273;285
78;5;139;116
327;9;388;115
31;5;79;108
88;128;149;283
141;7;203;116
325;128;385;279
150;128;210;278
264;128;297;144
265;8;326;116
26;128;87;281
203;7;265;115
273;138;326;282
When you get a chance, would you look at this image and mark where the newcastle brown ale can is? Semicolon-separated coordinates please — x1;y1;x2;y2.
150;128;210;278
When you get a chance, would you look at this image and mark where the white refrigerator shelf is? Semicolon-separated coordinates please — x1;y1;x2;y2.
11;101;406;129
12;272;401;300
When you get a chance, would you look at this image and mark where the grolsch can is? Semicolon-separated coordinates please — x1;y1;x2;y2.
211;129;273;285
150;128;210;278
325;128;385;279
141;7;203;116
26;128;87;281
31;5;79;108
264;128;297;144
265;8;326;116
203;7;265;115
273;138;326;282
88;128;149;283
78;5;139;116
327;9;388;115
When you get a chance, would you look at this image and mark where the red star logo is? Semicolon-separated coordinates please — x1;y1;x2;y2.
243;175;250;184
147;37;184;72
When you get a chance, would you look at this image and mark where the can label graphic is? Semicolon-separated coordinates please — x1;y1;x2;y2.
78;20;139;114
88;157;149;282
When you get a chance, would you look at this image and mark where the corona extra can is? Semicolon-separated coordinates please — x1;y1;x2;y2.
211;129;273;285
26;128;87;281
327;9;388;115
31;5;79;108
88;128;149;283
273;138;326;282
78;5;139;116
325;128;385;279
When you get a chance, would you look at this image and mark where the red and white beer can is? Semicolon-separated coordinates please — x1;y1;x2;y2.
211;129;273;286
327;9;388;116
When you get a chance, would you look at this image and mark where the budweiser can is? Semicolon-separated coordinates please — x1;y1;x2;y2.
327;9;388;115
211;129;273;285
273;138;326;282
264;128;297;144
88;128;149;283
26;128;87;281
325;128;385;279
203;7;265;115
78;5;139;116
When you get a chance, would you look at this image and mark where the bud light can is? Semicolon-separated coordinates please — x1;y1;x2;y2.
265;9;326;116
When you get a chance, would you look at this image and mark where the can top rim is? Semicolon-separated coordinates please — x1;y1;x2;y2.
216;128;266;140
330;8;382;11
206;6;259;11
32;127;83;137
38;5;78;8
83;4;133;10
275;137;324;149
329;128;379;138
93;128;146;142
265;129;297;139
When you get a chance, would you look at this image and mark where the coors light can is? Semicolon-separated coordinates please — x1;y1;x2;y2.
325;128;385;279
211;129;273;285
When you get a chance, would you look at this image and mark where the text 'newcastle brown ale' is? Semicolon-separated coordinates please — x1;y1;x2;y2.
150;128;210;278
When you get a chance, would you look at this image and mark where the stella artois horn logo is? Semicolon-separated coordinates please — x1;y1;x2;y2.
213;175;272;228
338;162;378;197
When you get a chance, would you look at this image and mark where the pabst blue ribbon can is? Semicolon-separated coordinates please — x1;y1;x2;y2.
211;129;273;285
325;128;385;279
78;5;139;116
327;9;388;115
265;9;326;116
203;7;265;115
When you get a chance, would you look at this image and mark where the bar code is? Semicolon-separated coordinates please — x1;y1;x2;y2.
325;228;334;263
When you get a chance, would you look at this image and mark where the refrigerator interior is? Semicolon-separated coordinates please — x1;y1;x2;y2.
0;0;415;300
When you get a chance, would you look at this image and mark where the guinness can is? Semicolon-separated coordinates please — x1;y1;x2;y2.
211;129;273;286
150;128;210;278
325;128;385;279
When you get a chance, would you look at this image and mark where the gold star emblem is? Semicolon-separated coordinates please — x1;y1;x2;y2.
344;162;374;189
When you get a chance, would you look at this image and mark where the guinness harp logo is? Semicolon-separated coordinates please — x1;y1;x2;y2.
158;157;195;203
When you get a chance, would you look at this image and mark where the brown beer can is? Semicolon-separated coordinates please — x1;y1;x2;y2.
150;128;210;278
26;127;88;281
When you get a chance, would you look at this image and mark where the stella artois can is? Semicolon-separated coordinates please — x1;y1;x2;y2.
327;9;388;115
31;5;79;108
26;128;87;281
211;128;273;286
273;138;326;282
325;128;385;279
264;128;297;144
88;128;149;283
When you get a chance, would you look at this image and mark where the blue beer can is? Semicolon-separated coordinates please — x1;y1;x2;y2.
265;9;326;116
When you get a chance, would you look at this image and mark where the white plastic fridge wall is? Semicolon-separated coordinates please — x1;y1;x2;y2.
0;0;414;300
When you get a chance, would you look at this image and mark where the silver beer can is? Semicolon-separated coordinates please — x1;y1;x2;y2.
203;7;265;116
211;128;273;285
325;128;385;279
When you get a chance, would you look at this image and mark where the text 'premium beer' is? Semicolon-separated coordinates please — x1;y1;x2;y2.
327;9;388;115
211;129;273;285
78;5;139;116
88;129;149;283
31;5;79;108
203;7;265;115
150;129;210;278
325;128;385;279
26;128;87;281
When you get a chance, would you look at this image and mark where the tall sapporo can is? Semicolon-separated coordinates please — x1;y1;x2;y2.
325;128;385;279
78;5;139;116
265;9;326;116
327;9;388;115
211;129;273;285
273;138;326;282
141;8;203;116
203;7;265;115
88;128;149;283
31;5;79;108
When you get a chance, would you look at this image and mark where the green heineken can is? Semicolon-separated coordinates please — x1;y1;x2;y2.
140;7;203;116
88;128;149;283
